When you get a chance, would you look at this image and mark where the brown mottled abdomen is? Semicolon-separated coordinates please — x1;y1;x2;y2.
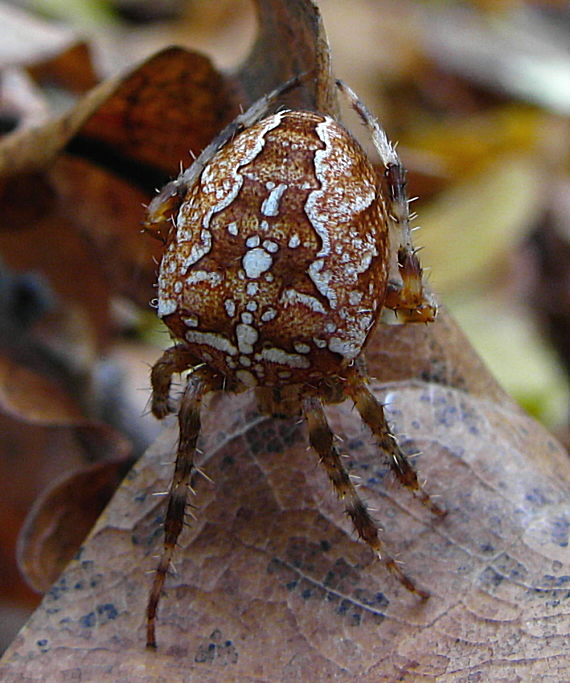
157;111;389;388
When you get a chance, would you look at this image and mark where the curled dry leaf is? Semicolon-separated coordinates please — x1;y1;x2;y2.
0;361;131;616
25;42;98;96
71;47;231;187
17;457;134;594
0;47;230;319
0;0;569;680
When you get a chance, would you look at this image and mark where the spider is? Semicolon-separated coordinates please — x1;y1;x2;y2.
144;77;443;649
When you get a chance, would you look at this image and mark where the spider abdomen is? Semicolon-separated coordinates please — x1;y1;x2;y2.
157;110;389;389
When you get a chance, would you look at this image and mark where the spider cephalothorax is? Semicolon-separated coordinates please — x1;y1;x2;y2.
144;78;442;649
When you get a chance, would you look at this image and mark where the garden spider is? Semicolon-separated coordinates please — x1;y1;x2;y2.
144;77;443;649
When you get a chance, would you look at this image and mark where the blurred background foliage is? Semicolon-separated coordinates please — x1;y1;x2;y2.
0;0;569;654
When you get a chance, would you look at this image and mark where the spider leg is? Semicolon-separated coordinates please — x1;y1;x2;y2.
344;367;445;518
336;79;436;323
146;364;221;650
303;395;429;598
150;344;201;419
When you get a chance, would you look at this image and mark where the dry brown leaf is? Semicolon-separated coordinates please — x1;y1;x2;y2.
236;0;336;115
0;47;231;324
75;47;229;178
0;46;220;179
26;42;98;95
2;316;570;681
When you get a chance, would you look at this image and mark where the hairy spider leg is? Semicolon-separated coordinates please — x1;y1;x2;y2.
336;79;436;323
343;366;445;517
146;363;222;649
303;395;429;598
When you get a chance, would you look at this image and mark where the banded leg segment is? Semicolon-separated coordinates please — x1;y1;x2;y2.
146;364;221;649
303;396;428;598
336;78;436;323
344;369;445;517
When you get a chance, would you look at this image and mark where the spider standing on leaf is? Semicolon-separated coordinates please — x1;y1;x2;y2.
144;77;444;650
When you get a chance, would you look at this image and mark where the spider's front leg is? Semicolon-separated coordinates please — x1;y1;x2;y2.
382;160;437;323
303;395;429;598
146;361;222;650
336;79;436;323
